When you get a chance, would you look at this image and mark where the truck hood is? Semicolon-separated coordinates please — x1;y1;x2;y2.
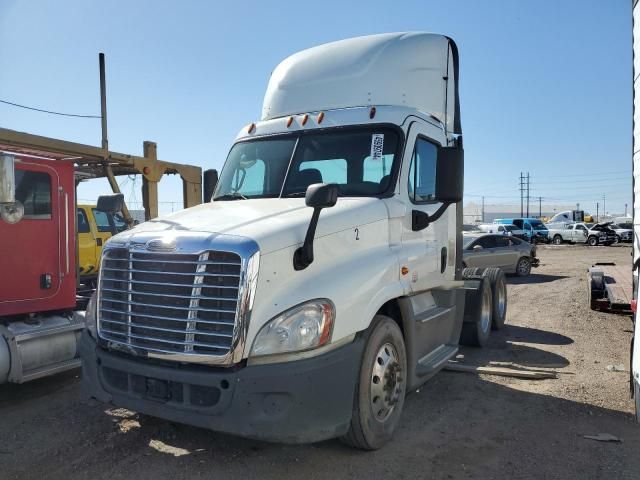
113;197;389;254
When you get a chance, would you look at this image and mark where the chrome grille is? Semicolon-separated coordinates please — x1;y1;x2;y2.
98;247;242;357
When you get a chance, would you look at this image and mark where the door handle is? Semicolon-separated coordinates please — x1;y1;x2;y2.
96;238;103;246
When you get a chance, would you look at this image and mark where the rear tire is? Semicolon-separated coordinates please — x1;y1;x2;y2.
516;257;532;277
460;277;493;347
482;267;508;330
342;315;407;450
587;272;605;310
462;267;485;277
552;235;563;245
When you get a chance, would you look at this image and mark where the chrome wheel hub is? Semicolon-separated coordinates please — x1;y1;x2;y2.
496;281;506;318
370;343;403;422
480;287;491;332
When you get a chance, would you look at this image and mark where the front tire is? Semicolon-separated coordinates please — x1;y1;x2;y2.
516;257;532;276
342;315;407;450
587;236;598;246
552;235;563;245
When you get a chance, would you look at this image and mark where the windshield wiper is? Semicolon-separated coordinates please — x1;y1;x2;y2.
214;192;248;201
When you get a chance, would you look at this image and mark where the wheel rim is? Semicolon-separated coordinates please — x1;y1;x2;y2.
518;259;530;275
370;343;403;422
553;236;561;245
480;286;491;333
496;280;506;318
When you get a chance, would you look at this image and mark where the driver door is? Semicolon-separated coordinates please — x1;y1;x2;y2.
399;122;450;293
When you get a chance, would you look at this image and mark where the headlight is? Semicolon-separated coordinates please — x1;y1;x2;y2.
85;292;98;338
250;299;335;357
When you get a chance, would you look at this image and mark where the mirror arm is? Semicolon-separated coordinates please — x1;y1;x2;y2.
426;202;453;225
413;202;453;231
293;207;322;271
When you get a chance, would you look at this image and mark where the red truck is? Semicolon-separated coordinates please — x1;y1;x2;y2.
0;153;83;383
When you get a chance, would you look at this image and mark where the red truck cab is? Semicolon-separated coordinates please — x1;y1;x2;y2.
1;156;76;315
0;154;82;384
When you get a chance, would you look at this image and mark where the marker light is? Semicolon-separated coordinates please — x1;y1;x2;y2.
401;266;409;276
317;112;325;124
369;106;377;119
247;123;256;134
301;114;309;126
286;116;294;127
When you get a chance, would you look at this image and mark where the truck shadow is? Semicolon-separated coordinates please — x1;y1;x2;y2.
459;341;570;369
507;274;569;285
64;373;639;480
0;369;79;409
500;324;573;345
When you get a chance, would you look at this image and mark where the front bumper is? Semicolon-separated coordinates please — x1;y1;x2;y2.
532;233;550;244
80;332;364;443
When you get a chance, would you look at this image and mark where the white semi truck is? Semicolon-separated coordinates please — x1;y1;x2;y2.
632;0;640;421
81;32;506;449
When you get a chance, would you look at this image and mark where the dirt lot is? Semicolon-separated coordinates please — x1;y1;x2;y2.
1;244;638;480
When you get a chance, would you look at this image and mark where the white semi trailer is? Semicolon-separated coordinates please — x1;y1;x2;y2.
81;32;507;449
632;0;640;420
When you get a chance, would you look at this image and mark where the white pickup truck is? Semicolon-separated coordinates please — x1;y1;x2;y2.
80;32;507;449
549;222;617;246
548;223;589;245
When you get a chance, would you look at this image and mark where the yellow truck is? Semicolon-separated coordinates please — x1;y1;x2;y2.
77;204;127;282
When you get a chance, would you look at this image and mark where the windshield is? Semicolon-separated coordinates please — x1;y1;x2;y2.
213;128;400;200
504;225;517;232
530;221;547;230
463;224;482;232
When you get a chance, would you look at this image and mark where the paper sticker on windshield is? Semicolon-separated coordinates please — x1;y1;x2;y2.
370;134;384;162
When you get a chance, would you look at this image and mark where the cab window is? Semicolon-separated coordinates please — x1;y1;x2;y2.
299;159;347;185
77;209;90;233
15;170;52;219
408;138;437;203
92;209;114;233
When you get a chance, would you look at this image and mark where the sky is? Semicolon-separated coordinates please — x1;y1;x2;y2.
0;0;632;217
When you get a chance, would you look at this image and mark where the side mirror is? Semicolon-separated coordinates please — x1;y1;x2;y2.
435;147;464;203
203;169;218;202
305;183;338;208
97;193;124;214
293;183;338;270
0;154;16;204
473;244;483;250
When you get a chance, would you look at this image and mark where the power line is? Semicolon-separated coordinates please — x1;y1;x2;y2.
0;98;101;118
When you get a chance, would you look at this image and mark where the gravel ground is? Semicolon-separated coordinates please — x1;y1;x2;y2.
1;244;638;480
